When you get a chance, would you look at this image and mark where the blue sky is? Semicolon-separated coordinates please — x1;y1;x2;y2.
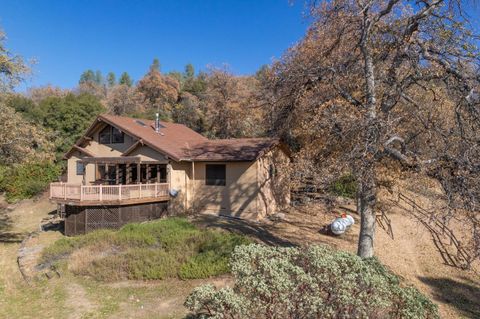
0;1;308;90
1;1;479;91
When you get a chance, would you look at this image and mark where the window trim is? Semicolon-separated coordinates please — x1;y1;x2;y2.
205;164;226;186
76;161;85;176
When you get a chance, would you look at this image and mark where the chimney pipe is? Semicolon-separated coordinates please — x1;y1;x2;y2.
155;113;160;133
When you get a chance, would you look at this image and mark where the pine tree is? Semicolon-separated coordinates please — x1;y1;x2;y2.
150;58;161;72
107;72;116;87
119;72;133;87
94;70;103;85
185;63;194;78
79;70;95;84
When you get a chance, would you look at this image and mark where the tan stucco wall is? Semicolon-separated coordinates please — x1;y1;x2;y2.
256;147;291;217
130;145;168;162
167;146;290;220
189;161;260;219
67;151;95;184
168;161;191;212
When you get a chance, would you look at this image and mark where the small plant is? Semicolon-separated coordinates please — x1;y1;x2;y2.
185;244;439;319
330;173;357;199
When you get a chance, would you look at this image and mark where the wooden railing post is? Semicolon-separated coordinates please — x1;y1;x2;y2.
63;182;66;200
99;184;103;201
155;183;158;197
139;184;142;199
80;185;83;201
119;184;122;201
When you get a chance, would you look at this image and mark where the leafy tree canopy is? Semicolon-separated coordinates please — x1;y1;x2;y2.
31;93;105;159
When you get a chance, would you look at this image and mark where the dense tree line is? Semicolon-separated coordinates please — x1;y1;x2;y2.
76;61;266;139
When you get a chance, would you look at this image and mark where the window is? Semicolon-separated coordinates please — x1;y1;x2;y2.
98;164;107;179
112;127;124;143
206;164;226;186
97;164;116;184
76;161;84;175
99;126;111;144
99;125;124;144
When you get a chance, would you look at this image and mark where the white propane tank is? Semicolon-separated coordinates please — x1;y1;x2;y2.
169;189;180;197
330;214;355;235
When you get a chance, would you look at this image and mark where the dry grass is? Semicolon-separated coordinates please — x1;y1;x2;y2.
192;180;480;319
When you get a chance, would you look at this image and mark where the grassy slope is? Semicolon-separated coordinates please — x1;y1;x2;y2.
0;197;241;319
42;217;251;281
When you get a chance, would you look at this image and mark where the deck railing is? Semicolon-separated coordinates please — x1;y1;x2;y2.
50;182;170;203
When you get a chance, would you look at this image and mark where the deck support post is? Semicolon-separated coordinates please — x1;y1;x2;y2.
126;164;132;184
137;164;141;184
115;164;120;185
146;164;151;183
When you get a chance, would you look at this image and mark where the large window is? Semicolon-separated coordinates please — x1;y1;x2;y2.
76;161;84;175
205;164;226;186
112;127;124;143
99;125;124;144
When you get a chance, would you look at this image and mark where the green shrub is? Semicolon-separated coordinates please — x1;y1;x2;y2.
41;218;251;281
126;249;182;280
2;161;61;202
41;229;115;262
179;251;230;280
0;165;10;191
330;173;357;198
185;244;439;319
179;232;251;279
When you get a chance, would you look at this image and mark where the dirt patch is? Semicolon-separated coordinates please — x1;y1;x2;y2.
65;282;98;319
106;276;232;319
192;201;480;319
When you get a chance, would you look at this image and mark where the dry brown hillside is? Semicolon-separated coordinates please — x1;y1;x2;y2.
194;176;480;319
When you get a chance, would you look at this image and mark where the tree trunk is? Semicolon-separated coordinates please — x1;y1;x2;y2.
357;177;377;258
357;6;378;259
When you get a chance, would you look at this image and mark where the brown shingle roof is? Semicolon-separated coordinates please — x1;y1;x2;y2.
70;114;281;162
98;114;207;161
185;138;280;161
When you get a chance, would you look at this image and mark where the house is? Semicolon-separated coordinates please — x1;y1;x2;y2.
50;114;290;235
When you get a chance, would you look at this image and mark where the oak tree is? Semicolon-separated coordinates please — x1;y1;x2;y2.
268;0;480;258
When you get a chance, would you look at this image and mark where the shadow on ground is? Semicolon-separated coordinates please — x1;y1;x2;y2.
192;215;296;247
0;209;24;243
419;276;480;319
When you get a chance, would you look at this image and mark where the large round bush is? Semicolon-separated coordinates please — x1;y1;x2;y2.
185;244;438;319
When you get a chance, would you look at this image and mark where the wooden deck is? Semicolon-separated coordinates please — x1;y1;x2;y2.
50;182;170;206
